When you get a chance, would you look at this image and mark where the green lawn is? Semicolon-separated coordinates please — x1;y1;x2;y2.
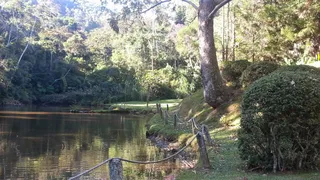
111;99;182;110
69;99;182;113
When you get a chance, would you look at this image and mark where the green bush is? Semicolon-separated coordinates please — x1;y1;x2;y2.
273;65;320;75
221;60;251;86
239;71;320;171
140;66;198;100
240;61;279;88
40;91;93;105
149;83;176;100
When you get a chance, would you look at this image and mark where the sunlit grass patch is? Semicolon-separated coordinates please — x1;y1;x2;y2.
111;99;182;110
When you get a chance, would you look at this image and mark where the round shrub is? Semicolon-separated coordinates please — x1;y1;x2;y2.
221;60;251;84
239;71;320;171
240;61;279;88
273;65;320;75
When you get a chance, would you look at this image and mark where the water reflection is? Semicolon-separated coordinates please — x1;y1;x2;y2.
0;107;180;179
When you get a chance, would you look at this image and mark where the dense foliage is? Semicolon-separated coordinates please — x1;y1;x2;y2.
239;69;320;171
234;0;320;63
0;0;319;106
0;0;202;105
240;61;279;88
221;60;251;86
274;65;320;75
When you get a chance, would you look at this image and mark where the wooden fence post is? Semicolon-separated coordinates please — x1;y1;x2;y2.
109;158;123;180
159;108;163;119
156;103;159;113
196;132;211;169
164;110;168;124
174;114;177;129
202;125;214;145
167;104;169;111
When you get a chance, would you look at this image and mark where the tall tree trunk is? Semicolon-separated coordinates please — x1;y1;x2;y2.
50;51;53;71
226;3;230;61
199;0;229;108
252;32;255;62
222;6;225;61
232;3;236;61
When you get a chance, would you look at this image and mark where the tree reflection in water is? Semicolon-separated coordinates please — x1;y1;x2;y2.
0;107;181;179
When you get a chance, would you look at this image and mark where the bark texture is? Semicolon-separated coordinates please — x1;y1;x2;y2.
199;0;229;108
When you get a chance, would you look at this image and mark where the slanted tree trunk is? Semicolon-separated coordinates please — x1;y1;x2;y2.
198;0;229;108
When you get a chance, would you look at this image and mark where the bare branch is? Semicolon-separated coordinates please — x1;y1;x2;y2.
181;0;199;10
215;0;226;4
50;66;73;86
17;42;30;68
207;0;232;20
186;15;197;23
17;20;36;68
6;25;12;47
141;0;172;14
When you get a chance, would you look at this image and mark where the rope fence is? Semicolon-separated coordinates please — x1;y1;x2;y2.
69;103;214;180
69;158;113;180
69;132;207;180
157;103;212;145
157;103;185;129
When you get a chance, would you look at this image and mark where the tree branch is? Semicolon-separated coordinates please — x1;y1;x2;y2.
181;0;199;10
207;0;232;20
141;0;172;14
17;20;36;68
215;0;226;4
6;25;12;47
50;66;73;86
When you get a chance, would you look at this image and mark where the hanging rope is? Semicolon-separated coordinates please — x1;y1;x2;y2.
188;117;199;130
68;132;199;180
69;158;113;180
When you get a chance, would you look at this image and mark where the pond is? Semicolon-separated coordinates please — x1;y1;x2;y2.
0;106;182;180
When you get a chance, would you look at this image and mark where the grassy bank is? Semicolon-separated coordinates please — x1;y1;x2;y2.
146;89;241;141
111;99;182;109
146;89;320;179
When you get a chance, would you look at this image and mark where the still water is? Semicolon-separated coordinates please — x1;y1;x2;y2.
0;106;180;180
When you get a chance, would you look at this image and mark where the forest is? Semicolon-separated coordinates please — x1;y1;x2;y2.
1;0;320;179
1;0;318;106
